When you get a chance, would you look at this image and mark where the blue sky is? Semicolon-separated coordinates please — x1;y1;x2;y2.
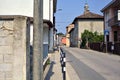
55;0;112;34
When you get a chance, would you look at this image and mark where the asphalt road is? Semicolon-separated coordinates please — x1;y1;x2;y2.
62;47;120;80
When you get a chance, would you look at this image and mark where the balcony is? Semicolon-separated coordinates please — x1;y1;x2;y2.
108;16;120;27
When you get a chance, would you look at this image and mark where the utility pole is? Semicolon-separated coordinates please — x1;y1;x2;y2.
33;0;43;80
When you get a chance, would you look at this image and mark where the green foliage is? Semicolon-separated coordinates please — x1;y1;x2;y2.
46;59;51;65
57;32;64;36
81;30;104;48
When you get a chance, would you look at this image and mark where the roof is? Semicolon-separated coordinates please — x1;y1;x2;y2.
43;19;53;27
0;15;53;27
0;15;33;20
66;24;74;28
68;27;74;34
101;0;120;12
76;12;103;19
66;24;74;33
72;11;103;24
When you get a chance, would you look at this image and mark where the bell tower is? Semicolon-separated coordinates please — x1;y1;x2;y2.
84;2;89;14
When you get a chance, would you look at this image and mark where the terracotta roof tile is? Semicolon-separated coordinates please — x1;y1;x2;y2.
72;11;103;24
76;11;103;19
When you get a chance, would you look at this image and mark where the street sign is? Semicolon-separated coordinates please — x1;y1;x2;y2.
104;30;109;35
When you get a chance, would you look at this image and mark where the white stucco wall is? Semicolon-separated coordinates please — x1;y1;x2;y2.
72;19;104;47
43;26;49;44
30;24;49;45
43;0;50;20
30;25;33;45
50;0;53;23
0;0;53;23
78;20;104;39
0;0;33;16
118;10;120;21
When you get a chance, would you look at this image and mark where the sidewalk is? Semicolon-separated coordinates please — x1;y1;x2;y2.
44;51;63;80
31;47;80;80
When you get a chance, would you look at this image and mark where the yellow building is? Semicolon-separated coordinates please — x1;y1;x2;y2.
66;24;74;47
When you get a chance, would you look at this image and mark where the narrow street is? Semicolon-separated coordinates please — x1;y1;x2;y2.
62;47;120;80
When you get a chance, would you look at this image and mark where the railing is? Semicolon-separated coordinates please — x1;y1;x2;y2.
89;42;120;55
108;16;119;27
114;42;120;55
88;42;104;52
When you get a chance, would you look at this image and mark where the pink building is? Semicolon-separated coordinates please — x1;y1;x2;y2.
61;37;66;45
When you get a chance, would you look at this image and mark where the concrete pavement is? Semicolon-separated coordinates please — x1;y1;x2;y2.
44;50;70;80
44;47;120;80
43;48;82;80
63;47;120;80
44;51;62;80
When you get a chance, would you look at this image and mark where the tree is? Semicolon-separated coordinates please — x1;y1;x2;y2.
81;30;104;48
57;32;64;36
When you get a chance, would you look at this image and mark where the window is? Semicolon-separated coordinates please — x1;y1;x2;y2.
114;31;118;42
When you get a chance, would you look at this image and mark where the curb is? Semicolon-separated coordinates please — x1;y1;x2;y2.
43;56;50;71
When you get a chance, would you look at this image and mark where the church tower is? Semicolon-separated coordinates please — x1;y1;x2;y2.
84;3;89;14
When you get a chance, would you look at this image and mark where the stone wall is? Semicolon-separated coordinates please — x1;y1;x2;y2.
0;20;14;80
0;16;30;80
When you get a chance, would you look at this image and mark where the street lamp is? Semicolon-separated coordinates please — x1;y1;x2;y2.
54;9;62;15
57;9;62;11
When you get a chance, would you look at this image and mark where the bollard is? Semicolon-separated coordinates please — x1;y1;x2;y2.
60;52;62;62
60;48;66;80
60;51;63;67
111;43;114;54
63;52;66;80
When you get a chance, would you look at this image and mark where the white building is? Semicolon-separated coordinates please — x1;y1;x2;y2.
71;4;104;47
0;0;57;65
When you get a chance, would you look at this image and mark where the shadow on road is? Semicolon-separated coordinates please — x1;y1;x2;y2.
44;61;56;80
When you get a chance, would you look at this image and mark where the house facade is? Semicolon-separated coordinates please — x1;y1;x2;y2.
43;20;53;59
53;28;58;47
71;3;104;47
0;15;55;80
0;15;31;80
0;0;57;80
101;0;120;43
66;24;74;47
69;27;75;47
0;0;57;55
61;37;66;45
26;0;57;65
